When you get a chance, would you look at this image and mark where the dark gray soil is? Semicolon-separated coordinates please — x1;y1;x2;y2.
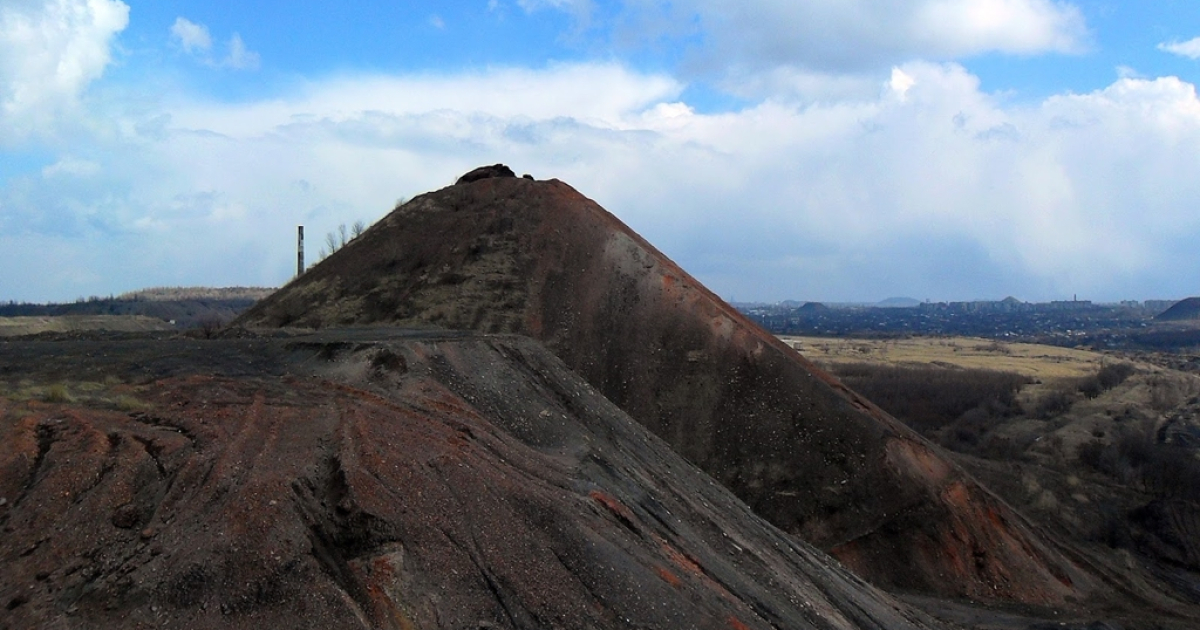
237;176;1097;608
2;330;957;630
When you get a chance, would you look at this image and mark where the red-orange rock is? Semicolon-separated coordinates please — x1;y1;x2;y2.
0;332;949;629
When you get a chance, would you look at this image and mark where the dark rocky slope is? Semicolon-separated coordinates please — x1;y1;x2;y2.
1;331;950;629
1156;297;1200;321
236;174;1091;606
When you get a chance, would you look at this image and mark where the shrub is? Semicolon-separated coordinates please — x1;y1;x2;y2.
44;383;71;403
196;315;225;339
833;363;1030;432
1078;438;1111;473
1098;362;1136;390
1078;362;1136;399
1033;386;1076;419
1148;374;1185;412
114;395;146;411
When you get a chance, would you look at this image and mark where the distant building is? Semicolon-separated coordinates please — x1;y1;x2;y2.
918;297;1028;313
1046;300;1094;311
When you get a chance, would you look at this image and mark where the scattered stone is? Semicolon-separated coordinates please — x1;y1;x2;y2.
110;504;140;529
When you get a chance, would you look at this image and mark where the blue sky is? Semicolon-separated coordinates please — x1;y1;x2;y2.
2;0;1200;304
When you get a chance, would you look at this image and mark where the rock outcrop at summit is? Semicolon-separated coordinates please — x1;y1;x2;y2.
456;163;516;184
237;171;1093;605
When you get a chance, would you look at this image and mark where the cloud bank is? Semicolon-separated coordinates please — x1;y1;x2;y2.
665;0;1086;69
2;0;1198;305
0;0;129;143
6;57;1200;302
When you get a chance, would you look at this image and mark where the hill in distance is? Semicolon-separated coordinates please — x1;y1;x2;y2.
0;287;274;331
876;297;921;308
237;167;1096;608
1156;297;1200;321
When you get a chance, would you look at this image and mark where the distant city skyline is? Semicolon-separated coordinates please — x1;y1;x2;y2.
734;296;1188;308
2;1;1199;303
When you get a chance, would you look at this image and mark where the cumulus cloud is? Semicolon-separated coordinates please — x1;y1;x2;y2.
0;0;129;143
614;0;1094;75
170;17;211;54
1159;36;1200;60
2;61;1199;303
224;33;260;69
170;17;259;70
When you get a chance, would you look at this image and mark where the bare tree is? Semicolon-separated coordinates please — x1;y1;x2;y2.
318;220;369;261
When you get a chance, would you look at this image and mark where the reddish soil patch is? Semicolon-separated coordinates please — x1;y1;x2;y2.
0;331;954;629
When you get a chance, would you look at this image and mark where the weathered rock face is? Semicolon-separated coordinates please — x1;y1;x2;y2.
0;332;951;629
236;176;1091;605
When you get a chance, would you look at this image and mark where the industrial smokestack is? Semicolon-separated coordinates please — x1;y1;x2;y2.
297;225;305;276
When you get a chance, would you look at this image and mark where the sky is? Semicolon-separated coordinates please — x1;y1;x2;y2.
2;0;1199;304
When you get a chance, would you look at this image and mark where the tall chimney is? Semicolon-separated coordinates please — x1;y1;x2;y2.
297;225;305;276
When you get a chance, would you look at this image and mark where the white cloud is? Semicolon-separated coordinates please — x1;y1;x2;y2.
889;67;918;100
912;0;1086;55
518;0;591;11
2;62;1200;304
612;0;1087;89
170;17;259;70
715;66;882;102
170;17;211;54
225;33;260;70
0;0;129;142
518;0;596;31
1159;36;1200;60
1115;65;1141;80
41;156;101;178
168;63;681;136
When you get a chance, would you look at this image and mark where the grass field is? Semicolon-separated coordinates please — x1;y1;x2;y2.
781;335;1110;380
0;315;174;337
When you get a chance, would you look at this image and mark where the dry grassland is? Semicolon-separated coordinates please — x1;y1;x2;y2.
0;376;148;411
0;315;174;337
781;335;1110;379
